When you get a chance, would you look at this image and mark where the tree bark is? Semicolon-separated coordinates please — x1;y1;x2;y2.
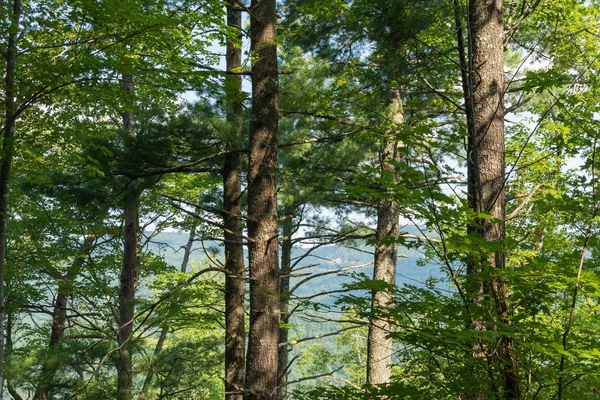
277;217;293;400
366;88;403;386
33;235;94;400
468;0;519;397
223;3;246;400
138;228;196;400
117;73;139;400
0;0;22;395
245;0;280;398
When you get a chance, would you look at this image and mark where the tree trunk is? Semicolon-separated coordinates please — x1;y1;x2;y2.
5;314;22;400
223;3;246;400
0;0;22;395
468;0;519;397
138;228;196;400
117;73;139;400
245;0;280;398
33;235;94;400
277;217;293;400
366;88;403;386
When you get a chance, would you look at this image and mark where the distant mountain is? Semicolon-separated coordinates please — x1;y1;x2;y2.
144;229;450;305
144;230;452;385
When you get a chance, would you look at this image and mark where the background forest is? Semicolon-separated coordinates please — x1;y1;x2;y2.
1;0;600;399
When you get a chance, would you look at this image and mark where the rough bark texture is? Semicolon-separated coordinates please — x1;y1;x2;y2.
224;4;246;400
117;74;139;400
469;0;519;397
245;0;280;398
366;89;403;386
277;218;293;400
138;228;195;400
0;0;22;393
469;0;505;250
33;236;94;400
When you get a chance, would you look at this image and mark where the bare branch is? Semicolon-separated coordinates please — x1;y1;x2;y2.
279;326;360;348
290;263;372;295
285;366;345;386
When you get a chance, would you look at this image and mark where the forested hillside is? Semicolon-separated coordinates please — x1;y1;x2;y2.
2;0;600;399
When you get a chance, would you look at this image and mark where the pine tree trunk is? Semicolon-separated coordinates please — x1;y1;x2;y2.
117;73;139;400
278;217;293;400
367;194;399;385
245;0;280;398
33;236;94;400
457;0;489;395
0;1;22;394
223;3;246;399
468;0;519;397
366;88;402;386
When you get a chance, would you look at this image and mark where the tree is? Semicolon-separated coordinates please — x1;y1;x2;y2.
0;0;21;391
32;235;96;400
277;209;294;400
245;0;280;398
223;4;246;399
117;69;139;400
367;88;403;386
466;0;519;397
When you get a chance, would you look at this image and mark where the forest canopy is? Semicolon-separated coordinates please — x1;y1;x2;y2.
1;0;600;399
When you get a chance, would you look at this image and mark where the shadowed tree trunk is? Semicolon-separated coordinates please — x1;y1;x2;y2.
0;0;22;393
468;0;519;397
456;1;489;396
245;0;280;398
366;88;403;386
223;3;246;399
33;235;95;400
117;73;139;400
277;216;293;400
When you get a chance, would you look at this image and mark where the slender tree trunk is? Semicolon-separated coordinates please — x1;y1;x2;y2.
117;73;139;400
245;0;280;398
0;1;22;395
33;236;94;400
456;2;490;395
138;228;196;400
468;0;519;397
223;3;246;400
366;88;403;386
453;0;476;172
5;314;22;400
277;217;293;400
138;329;166;400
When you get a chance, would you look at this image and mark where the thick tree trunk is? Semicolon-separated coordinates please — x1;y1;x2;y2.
117;74;139;400
366;89;403;386
138;228;196;400
33;236;94;400
456;2;489;396
277;217;293;400
223;3;246;400
0;1;22;395
468;0;519;397
245;0;280;398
